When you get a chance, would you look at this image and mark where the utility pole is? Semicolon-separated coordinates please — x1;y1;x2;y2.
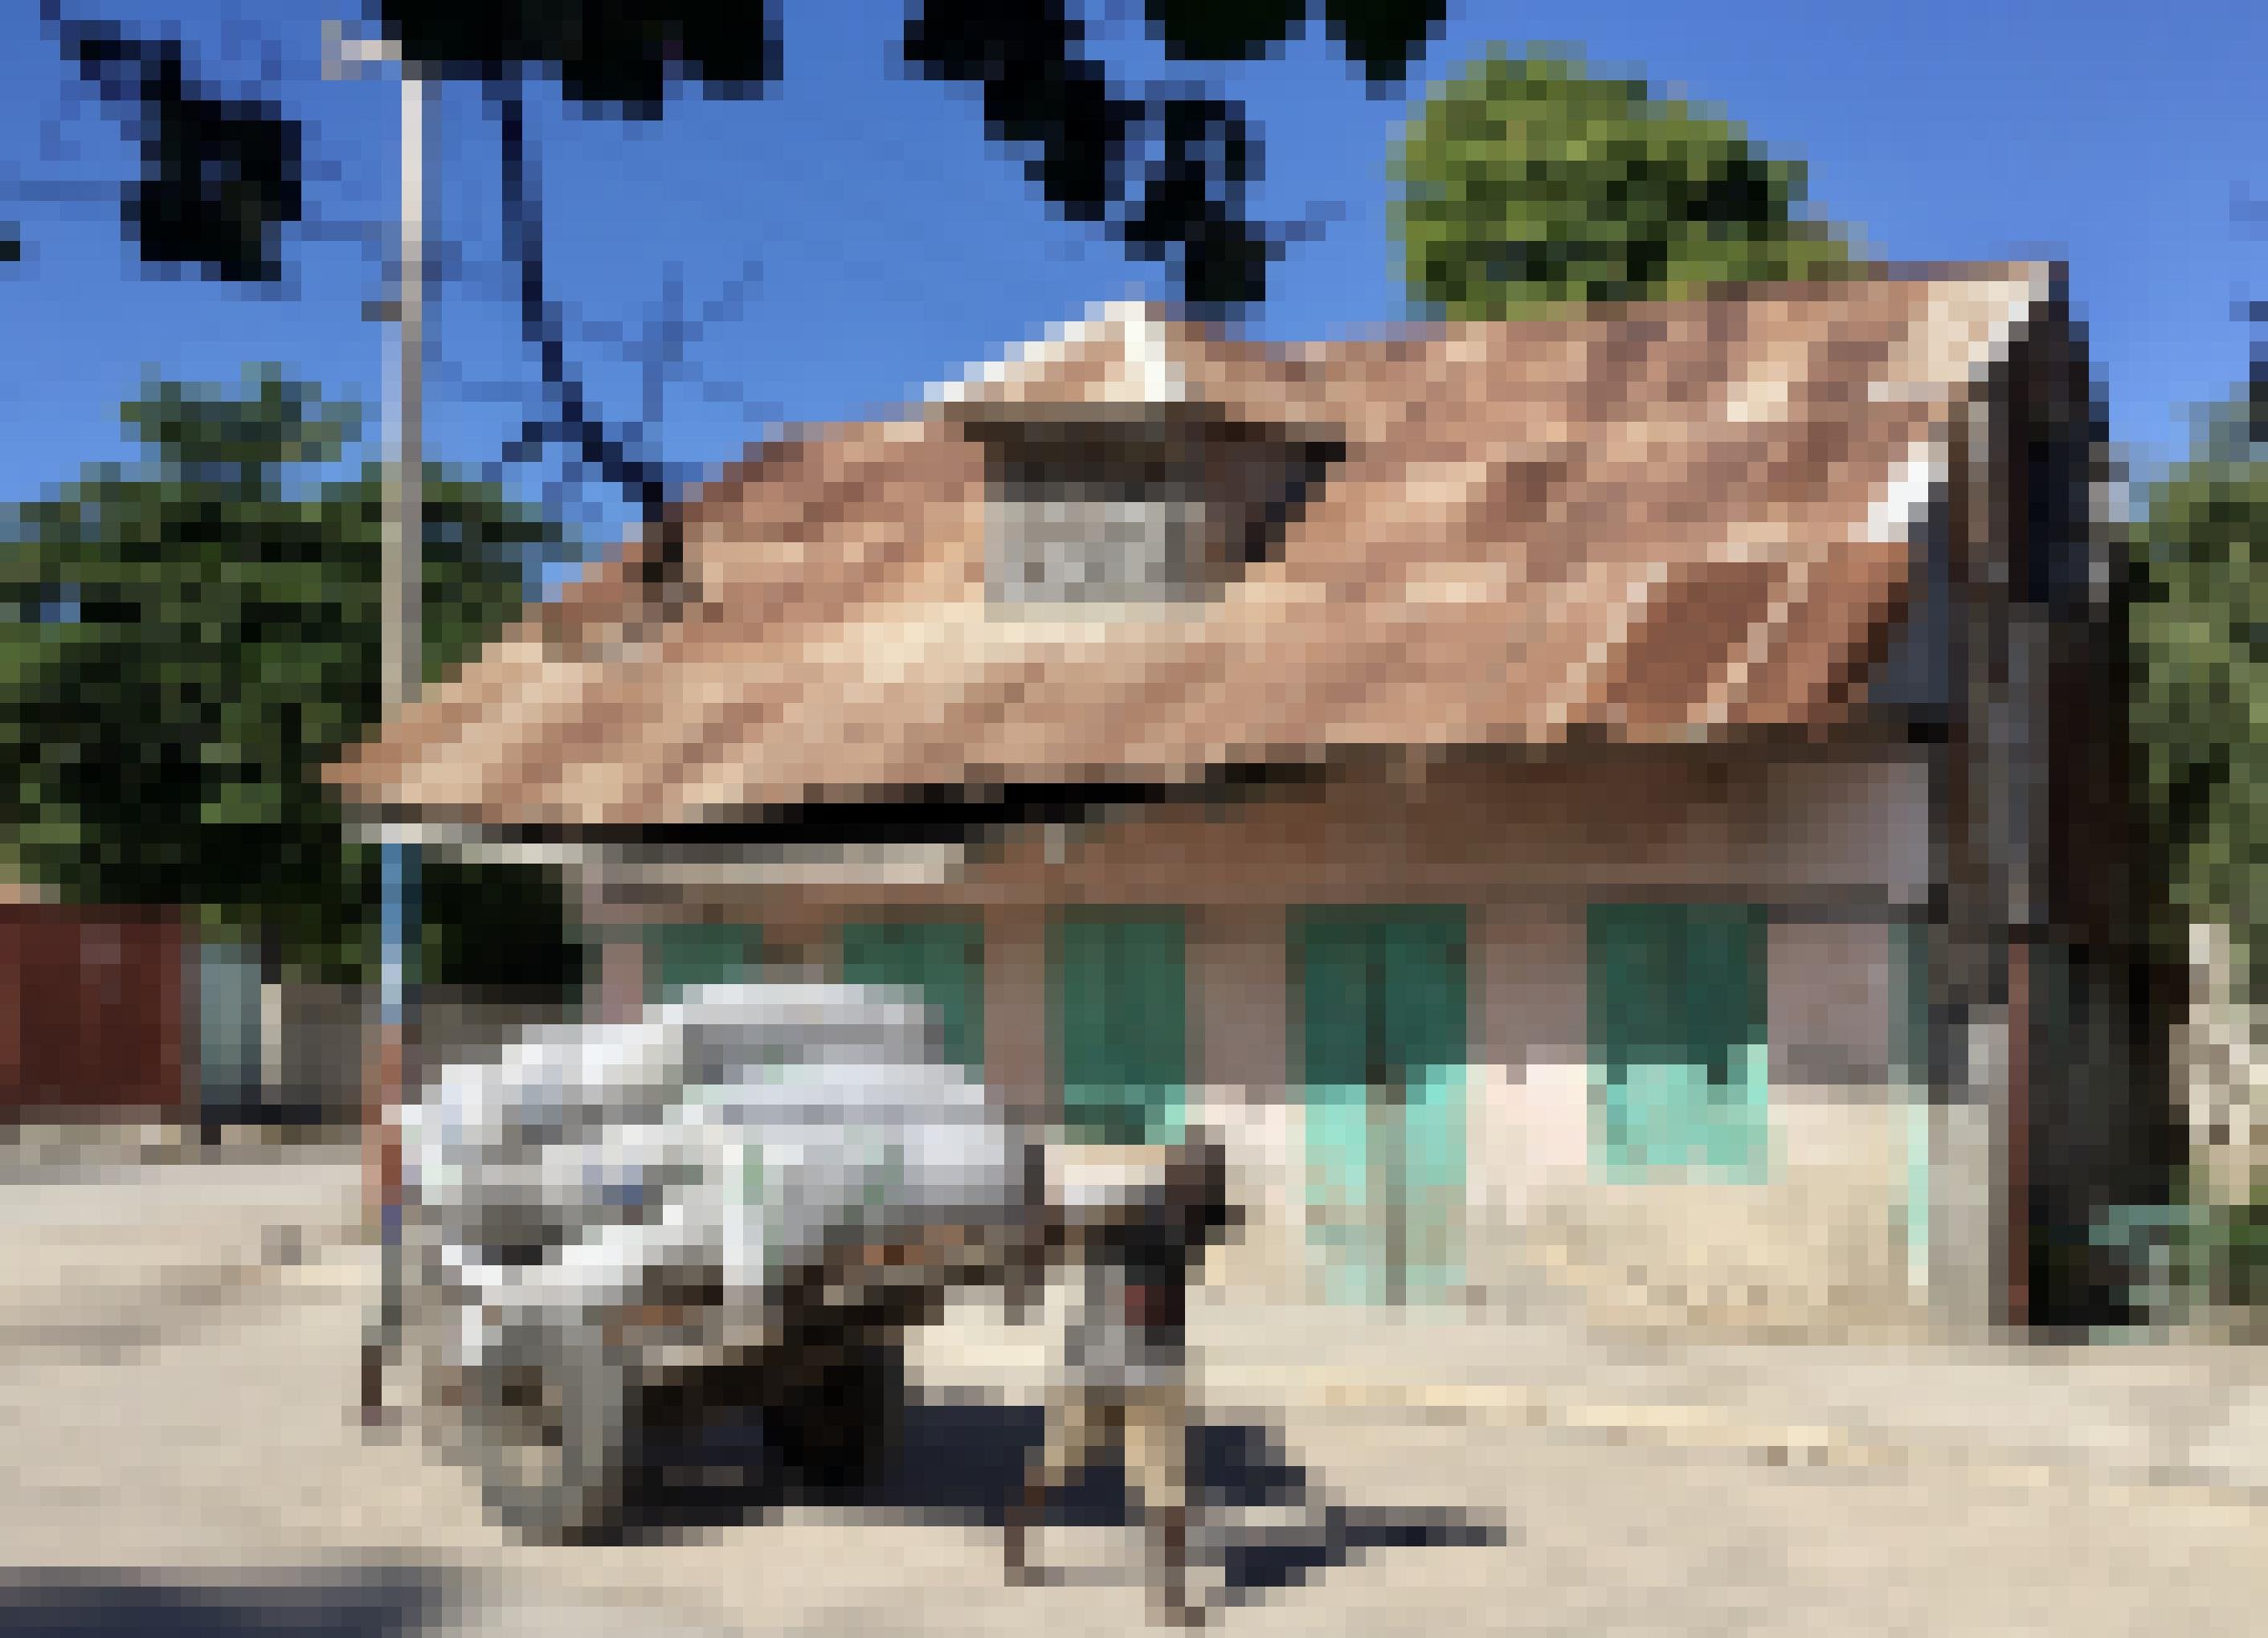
326;21;426;1420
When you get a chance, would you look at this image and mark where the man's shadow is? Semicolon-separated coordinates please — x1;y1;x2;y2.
619;1394;1505;1607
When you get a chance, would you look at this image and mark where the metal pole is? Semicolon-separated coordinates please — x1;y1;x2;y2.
386;63;425;719
370;59;427;1236
330;25;426;1415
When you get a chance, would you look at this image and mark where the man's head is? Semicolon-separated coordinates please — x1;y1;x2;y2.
1164;1130;1235;1245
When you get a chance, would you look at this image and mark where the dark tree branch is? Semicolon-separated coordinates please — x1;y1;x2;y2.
38;2;1448;320
607;259;765;435
487;72;683;592
46;4;302;284
904;0;1445;314
2238;190;2268;448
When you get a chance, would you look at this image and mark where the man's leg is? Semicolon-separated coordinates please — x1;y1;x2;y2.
1126;1387;1203;1627
1002;1469;1050;1585
1007;1390;1098;1584
360;1201;403;1428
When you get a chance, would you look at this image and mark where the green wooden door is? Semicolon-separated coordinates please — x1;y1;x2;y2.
1587;903;1768;1182
644;922;763;1007
1293;905;1469;1306
840;917;985;1071
1053;910;1187;1145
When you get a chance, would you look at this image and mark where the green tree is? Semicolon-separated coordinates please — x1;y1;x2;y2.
1391;45;1866;318
0;367;580;992
2132;405;2268;1003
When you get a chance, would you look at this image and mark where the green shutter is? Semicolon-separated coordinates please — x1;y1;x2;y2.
1682;904;1768;1179
840;918;985;1071
1588;903;1768;1182
1293;905;1469;1305
1587;903;1675;1171
644;922;763;1007
1054;909;1187;1145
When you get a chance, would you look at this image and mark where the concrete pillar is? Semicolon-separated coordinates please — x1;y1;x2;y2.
1191;904;1286;1097
1928;1005;2010;1338
1190;905;1299;1292
597;933;646;1026
983;903;1051;1130
577;869;649;1026
259;974;286;1111
1470;901;1589;1284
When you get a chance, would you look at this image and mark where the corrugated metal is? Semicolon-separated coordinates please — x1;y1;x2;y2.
0;903;186;1119
326;267;2056;830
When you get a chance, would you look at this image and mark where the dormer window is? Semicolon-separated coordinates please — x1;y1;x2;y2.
929;300;1345;608
979;421;1341;608
987;430;1206;606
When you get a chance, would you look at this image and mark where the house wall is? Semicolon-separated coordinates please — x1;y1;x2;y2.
592;743;1937;1332
1466;901;1913;1334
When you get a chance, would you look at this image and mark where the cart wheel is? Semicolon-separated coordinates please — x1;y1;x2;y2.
464;1331;634;1542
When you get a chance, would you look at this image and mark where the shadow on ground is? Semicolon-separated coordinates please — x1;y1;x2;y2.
621;1394;1506;1604
0;1562;456;1638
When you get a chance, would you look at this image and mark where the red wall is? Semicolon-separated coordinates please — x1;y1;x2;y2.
0;904;186;1119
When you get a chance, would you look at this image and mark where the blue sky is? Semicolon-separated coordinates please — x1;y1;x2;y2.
4;0;2264;592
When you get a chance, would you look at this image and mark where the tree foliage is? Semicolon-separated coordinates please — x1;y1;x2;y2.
2132;414;2268;1001
0;370;580;990
370;0;1449;302
370;2;780;116
51;8;303;285
1391;45;1864;318
46;1;1449;308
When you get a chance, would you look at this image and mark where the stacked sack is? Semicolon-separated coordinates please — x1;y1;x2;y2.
403;983;1021;1327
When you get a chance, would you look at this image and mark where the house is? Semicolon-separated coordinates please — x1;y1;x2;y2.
327;263;2173;1338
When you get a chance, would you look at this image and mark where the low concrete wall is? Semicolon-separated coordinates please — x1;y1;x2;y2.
1459;905;1927;1338
2180;923;2268;1206
1188;1089;1308;1299
1513;1090;1923;1339
1186;1077;1927;1335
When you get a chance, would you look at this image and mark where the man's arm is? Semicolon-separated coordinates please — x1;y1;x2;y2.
1004;1138;1067;1324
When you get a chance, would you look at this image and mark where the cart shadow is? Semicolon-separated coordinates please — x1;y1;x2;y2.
619;1395;1506;1601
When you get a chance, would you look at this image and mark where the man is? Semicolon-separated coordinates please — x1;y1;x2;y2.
1003;1133;1233;1628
